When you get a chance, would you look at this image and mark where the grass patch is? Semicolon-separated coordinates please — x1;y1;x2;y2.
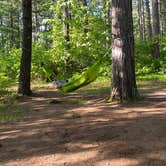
0;89;24;122
0;104;24;122
137;73;166;81
32;80;53;90
0;90;20;105
137;80;166;91
0;75;16;89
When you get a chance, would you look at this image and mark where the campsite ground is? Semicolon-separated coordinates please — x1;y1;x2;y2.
0;80;166;166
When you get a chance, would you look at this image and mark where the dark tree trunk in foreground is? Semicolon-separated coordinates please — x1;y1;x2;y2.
18;0;32;95
145;0;152;38
152;0;160;58
110;0;139;101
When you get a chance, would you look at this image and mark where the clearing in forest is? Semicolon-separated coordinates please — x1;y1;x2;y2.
0;80;166;166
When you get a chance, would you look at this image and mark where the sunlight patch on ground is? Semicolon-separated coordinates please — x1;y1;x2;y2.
96;158;140;166
147;152;166;161
3;151;98;166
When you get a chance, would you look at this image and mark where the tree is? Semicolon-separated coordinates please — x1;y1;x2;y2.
137;0;144;40
64;0;70;45
152;0;160;58
145;0;152;38
110;0;139;101
18;0;32;95
160;0;166;34
33;0;40;42
0;0;20;53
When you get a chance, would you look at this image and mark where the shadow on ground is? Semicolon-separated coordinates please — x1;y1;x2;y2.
0;85;166;166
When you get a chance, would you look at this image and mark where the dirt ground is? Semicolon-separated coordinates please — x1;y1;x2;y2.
0;83;166;166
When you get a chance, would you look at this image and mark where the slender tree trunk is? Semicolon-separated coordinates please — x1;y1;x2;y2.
107;1;111;25
145;0;152;38
16;9;21;48
64;0;70;45
33;0;39;41
138;0;144;40
142;0;146;39
152;0;160;58
110;0;139;101
103;0;111;47
160;0;166;34
0;16;4;49
10;11;14;48
63;0;70;73
19;0;23;48
18;0;32;95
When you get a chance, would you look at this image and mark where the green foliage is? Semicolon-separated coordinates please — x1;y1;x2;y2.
31;43;54;80
0;48;21;88
137;73;166;81
1;0;166;90
0;43;57;87
49;0;111;78
135;38;166;75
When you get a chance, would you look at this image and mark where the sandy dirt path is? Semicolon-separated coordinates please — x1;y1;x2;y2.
0;86;166;166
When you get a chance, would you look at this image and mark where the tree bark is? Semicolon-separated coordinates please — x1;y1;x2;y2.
145;0;152;38
137;0;144;40
64;0;70;44
0;16;4;49
18;0;32;95
160;0;166;34
111;0;139;102
33;0;39;42
152;0;160;58
10;8;14;48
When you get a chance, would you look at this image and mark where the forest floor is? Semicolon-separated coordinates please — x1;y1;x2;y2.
0;80;166;166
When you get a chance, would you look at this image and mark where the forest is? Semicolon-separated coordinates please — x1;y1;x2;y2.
0;0;166;166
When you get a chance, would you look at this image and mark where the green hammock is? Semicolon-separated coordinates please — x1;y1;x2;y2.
59;59;102;92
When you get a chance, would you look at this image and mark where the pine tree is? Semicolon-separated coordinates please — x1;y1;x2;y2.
110;0;139;101
152;0;160;58
18;0;32;95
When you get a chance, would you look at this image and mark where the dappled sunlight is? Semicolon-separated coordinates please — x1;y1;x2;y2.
0;85;166;165
96;158;140;166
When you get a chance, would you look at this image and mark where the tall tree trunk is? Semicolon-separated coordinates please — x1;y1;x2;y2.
107;1;111;25
145;0;152;38
142;0;146;39
160;0;166;34
10;10;14;48
138;0;144;40
19;0;23;48
64;0;70;45
103;0;111;47
0;16;4;49
63;0;70;73
152;0;160;58
33;0;39;41
16;9;21;48
110;0;139;101
18;0;32;95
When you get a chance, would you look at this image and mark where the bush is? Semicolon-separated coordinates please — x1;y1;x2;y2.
135;38;166;75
